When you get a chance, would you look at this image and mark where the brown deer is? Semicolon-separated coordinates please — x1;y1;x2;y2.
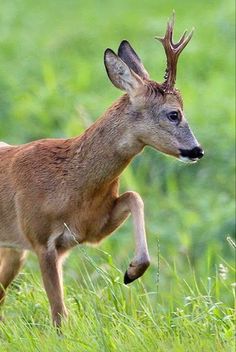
0;14;204;327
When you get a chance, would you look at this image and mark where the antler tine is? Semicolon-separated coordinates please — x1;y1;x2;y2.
156;12;175;45
155;13;194;92
174;28;194;51
168;11;175;45
173;30;188;48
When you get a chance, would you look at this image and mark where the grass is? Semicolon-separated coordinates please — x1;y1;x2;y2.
0;0;235;351
0;245;235;351
0;245;235;352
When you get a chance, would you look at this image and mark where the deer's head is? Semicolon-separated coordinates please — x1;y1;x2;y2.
104;14;204;163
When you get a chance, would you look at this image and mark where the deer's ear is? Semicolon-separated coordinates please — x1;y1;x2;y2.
104;49;143;95
118;40;150;80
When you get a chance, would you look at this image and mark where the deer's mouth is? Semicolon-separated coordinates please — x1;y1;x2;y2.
178;155;199;163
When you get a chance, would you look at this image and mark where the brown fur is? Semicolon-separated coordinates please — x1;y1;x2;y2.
0;24;202;327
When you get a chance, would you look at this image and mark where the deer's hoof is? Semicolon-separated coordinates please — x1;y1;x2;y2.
124;271;136;285
124;259;150;285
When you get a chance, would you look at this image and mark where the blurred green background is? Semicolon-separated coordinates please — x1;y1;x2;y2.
0;0;235;350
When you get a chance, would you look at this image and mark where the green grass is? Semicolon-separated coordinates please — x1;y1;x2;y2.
0;246;235;351
0;0;235;351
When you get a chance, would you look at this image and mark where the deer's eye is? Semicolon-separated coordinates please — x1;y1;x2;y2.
167;111;180;123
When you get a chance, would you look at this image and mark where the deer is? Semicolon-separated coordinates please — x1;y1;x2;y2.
0;14;204;327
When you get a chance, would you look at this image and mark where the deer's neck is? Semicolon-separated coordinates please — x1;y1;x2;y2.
71;95;143;190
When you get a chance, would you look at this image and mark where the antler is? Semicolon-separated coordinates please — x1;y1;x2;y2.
156;12;194;92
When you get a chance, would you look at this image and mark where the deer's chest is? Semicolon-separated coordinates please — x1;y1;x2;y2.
69;181;119;244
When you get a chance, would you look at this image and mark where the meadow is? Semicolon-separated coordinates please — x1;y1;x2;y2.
0;0;235;351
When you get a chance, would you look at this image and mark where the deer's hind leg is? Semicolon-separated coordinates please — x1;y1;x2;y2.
36;245;68;328
0;248;27;305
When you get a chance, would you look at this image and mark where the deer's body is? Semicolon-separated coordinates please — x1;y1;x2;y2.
0;15;204;327
0;95;142;250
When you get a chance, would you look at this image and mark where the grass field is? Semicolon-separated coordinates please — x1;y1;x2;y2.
0;0;235;351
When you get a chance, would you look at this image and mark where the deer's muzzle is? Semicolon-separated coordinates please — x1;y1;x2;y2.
179;146;204;163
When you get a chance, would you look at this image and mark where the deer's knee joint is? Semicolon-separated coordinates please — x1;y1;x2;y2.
126;191;144;209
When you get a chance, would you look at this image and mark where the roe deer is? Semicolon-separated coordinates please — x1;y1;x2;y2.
0;14;204;327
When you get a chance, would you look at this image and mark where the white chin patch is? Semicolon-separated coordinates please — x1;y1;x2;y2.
179;156;198;164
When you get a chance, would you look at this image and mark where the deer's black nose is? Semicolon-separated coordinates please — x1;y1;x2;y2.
180;147;204;160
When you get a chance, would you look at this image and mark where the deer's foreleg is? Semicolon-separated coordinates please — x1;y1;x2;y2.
102;191;150;284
